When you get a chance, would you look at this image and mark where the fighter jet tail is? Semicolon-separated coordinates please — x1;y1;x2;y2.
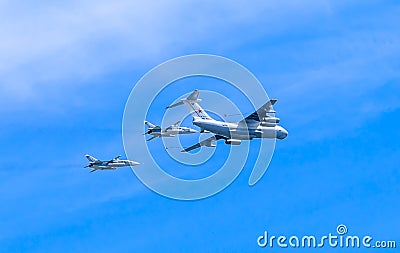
85;154;100;163
144;121;157;128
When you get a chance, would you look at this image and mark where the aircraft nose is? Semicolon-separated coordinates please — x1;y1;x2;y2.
130;161;140;166
277;129;288;140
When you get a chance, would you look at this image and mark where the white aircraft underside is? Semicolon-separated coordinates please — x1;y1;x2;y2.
193;119;287;140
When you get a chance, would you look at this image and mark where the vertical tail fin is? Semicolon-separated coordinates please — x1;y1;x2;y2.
166;90;213;121
182;100;213;121
85;154;99;163
144;121;157;128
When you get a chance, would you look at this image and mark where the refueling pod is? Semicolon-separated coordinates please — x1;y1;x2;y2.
225;139;242;145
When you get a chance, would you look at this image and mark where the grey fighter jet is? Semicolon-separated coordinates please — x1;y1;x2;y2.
84;154;140;173
166;90;288;152
144;121;197;141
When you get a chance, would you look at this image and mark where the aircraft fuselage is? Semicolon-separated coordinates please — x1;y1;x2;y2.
149;127;197;137
90;160;140;170
193;119;288;140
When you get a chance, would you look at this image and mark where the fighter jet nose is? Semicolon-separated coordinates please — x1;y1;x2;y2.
130;161;141;166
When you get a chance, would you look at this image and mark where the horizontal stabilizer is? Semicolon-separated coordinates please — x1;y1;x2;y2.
166;90;202;109
166;101;183;109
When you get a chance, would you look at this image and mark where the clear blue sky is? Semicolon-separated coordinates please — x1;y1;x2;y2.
1;1;399;252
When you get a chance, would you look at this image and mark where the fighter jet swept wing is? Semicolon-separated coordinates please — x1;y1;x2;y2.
181;135;227;152
165;121;181;130
106;155;121;165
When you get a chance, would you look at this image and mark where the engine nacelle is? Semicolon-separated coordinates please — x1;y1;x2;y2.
225;139;242;145
261;122;277;127
262;117;280;123
261;117;280;127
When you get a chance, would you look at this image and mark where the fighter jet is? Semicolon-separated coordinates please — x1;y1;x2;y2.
166;90;288;152
144;120;197;141
84;154;140;173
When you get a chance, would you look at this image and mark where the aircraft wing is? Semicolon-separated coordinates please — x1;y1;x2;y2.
146;135;158;141
106;155;121;164
166;121;181;130
181;135;226;152
239;99;277;125
90;166;116;172
172;120;181;127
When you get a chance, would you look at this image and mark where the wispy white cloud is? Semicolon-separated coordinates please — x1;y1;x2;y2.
1;0;398;133
0;0;335;106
